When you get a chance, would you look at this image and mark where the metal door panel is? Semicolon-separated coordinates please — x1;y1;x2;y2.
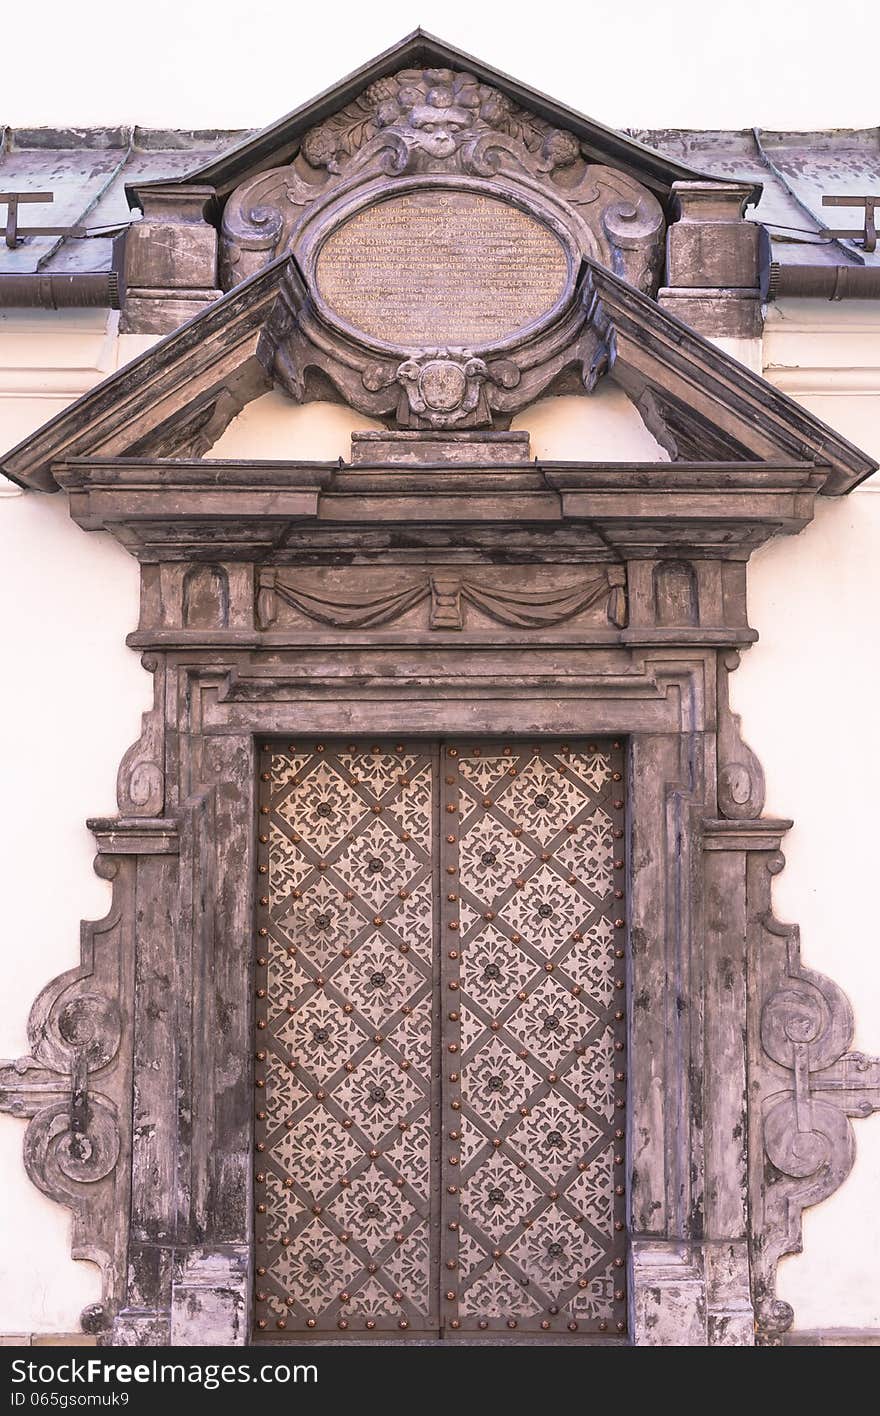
439;740;627;1336
254;741;440;1337
254;736;625;1340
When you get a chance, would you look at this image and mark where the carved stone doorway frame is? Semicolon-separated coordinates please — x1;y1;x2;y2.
142;650;743;1346
1;434;879;1348
5;628;843;1348
3;28;880;1348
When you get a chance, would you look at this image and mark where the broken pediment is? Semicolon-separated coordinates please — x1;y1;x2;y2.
1;34;874;495
1;250;874;495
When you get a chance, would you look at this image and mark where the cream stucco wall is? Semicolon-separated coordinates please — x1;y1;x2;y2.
1;301;879;1335
732;302;880;1330
5;0;878;129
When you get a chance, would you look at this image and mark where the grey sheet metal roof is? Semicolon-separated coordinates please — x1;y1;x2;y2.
630;127;880;268
0;127;249;275
1;122;878;274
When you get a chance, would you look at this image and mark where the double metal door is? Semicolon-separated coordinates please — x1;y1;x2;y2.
253;738;627;1339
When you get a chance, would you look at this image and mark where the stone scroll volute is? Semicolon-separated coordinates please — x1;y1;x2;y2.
747;854;880;1342
716;652;766;820
116;655;166;817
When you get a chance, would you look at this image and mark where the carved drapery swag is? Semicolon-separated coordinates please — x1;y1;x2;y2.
256;566;628;632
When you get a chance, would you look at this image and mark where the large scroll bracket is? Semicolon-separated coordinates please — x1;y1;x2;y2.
0;857;129;1338
0;816;179;1338
749;881;880;1343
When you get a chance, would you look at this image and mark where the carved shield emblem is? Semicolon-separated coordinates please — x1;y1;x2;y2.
418;360;468;411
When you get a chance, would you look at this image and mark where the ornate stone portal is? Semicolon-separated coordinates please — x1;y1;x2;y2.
1;34;880;1347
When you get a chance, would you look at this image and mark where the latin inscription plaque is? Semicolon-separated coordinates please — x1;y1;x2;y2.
315;190;570;347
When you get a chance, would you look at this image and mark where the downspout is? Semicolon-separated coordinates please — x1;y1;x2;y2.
4;265;879;307
750;127;880;300
0;271;120;308
768;263;880;300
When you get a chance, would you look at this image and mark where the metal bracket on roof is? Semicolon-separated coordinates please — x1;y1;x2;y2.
821;195;879;254
0;191;86;249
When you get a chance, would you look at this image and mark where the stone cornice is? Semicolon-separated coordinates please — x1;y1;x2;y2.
50;456;825;561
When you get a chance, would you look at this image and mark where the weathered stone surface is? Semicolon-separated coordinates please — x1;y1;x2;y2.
112;1315;170;1346
349;430;531;465
705;1241;754;1346
170;1249;249;1347
120;293;223;337
631;1241;708;1346
666;182;763;289
656;288;763;340
661;181;765;339
121;187;222;336
316;191;569;347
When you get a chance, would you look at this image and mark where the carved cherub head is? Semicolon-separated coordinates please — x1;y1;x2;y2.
299;67;583;176
406;85;474;158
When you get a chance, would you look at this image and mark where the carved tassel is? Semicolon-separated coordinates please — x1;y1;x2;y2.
606;566;627;629
256;569;278;629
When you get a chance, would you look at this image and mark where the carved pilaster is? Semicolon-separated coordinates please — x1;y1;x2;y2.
701;816;793;1347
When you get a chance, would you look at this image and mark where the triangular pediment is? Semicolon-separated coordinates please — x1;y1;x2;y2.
2;250;874;494
128;30;722;211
